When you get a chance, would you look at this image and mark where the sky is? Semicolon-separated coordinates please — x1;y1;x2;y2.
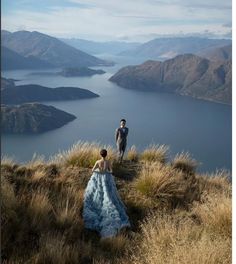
1;0;232;42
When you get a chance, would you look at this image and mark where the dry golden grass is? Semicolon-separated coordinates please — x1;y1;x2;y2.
51;141;116;168
31;168;47;182
100;234;130;256
1;176;20;254
52;191;83;231
25;153;46;169
134;162;199;208
130;212;231;264
172;151;198;174
1;142;232;264
127;145;139;162
140;144;169;163
29;233;92;264
197;170;231;197
192;194;232;238
28;190;53;229
1;175;17;210
1;155;16;167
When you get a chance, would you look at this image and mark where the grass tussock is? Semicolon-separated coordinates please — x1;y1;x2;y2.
130;212;231;264
100;234;130;256
197;170;231;197
140;144;169;164
51;141;116;168
28;190;53;229
30;233;92;264
172;151;198;174
192;194;232;238
127;145;139;162
134;162;199;208
25;154;46;170
31;168;47;182
1;176;20;255
52;193;83;232
1;155;16;167
1;141;231;263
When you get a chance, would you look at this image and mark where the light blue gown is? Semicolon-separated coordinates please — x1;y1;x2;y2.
83;170;130;238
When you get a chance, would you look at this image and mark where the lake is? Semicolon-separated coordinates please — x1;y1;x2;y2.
1;55;232;173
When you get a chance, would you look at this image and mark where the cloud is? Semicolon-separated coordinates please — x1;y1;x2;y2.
2;0;232;41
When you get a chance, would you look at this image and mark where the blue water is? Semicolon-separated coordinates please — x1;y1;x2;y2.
1;55;232;173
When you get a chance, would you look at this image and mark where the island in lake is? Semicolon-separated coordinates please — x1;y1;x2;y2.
1;103;76;134
29;67;106;77
1;78;99;105
1;77;99;133
59;67;106;77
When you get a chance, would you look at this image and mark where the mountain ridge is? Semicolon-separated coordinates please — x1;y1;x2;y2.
60;37;141;55
197;44;232;62
1;46;53;70
119;37;232;60
1;30;113;68
109;54;232;104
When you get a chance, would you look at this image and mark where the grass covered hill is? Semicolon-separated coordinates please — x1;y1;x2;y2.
1;142;231;264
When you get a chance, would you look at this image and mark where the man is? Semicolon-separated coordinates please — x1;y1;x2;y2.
115;119;129;163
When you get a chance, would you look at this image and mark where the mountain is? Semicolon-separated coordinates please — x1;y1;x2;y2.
1;46;53;70
1;79;99;105
1;77;15;89
109;54;232;104
1;103;76;133
60;38;140;55
198;45;232;62
119;37;231;60
1;30;113;68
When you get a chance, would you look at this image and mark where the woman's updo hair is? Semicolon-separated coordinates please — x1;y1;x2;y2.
100;149;107;158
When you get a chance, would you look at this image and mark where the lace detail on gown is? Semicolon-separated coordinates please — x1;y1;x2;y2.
83;171;130;237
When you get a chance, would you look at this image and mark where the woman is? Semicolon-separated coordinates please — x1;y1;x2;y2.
83;149;130;238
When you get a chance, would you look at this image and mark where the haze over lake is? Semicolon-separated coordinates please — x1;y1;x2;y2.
2;55;232;173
